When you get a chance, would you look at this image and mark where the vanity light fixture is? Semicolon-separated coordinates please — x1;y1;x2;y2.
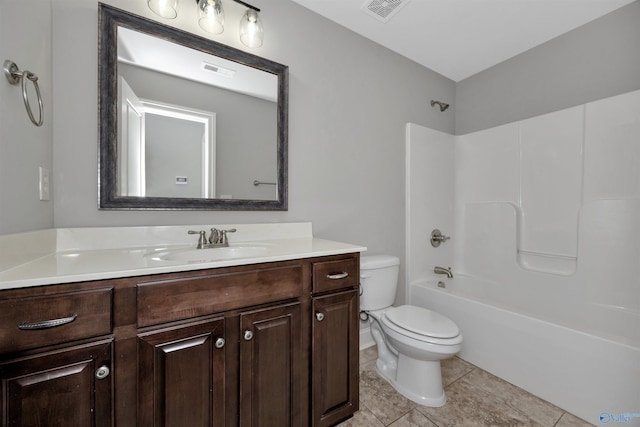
148;0;264;47
147;0;264;47
196;0;263;48
147;0;179;19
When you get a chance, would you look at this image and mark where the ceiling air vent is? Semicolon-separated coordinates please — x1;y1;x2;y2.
202;62;235;78
361;0;410;23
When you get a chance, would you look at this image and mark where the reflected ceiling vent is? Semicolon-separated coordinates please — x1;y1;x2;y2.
361;0;410;23
202;62;236;78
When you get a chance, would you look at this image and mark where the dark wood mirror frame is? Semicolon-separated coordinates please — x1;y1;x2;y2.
98;3;288;210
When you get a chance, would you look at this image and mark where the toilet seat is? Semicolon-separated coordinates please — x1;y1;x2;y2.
381;305;461;345
386;305;459;338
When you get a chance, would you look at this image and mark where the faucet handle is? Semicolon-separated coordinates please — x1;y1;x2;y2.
188;230;207;249
219;229;236;245
430;229;450;247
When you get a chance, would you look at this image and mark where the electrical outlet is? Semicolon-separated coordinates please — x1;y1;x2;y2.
39;167;50;201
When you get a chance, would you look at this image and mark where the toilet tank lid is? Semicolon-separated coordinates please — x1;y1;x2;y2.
361;255;400;269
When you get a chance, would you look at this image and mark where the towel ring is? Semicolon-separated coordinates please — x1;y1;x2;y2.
3;60;44;127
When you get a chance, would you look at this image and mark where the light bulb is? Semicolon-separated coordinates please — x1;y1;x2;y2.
198;0;225;34
148;0;179;19
239;9;263;48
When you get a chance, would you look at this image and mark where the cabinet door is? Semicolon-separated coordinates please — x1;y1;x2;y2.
137;317;226;427
239;302;302;427
0;340;113;427
312;290;359;427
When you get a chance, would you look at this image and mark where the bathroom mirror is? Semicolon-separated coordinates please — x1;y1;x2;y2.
99;4;288;210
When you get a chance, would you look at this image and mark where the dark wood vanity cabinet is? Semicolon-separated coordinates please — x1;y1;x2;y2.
0;287;115;427
311;259;360;427
0;253;359;427
312;291;359;427
239;302;303;427
0;340;113;427
137;317;227;427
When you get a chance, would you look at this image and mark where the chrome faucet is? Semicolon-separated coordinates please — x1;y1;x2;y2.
434;266;453;278
188;228;236;249
208;228;221;245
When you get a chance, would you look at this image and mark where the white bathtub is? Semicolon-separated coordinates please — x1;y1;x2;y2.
410;277;640;426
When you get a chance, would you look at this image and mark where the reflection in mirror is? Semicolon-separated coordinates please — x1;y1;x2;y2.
99;4;288;210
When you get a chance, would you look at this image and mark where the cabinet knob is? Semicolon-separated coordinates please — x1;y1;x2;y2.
95;365;110;380
315;312;325;322
243;330;254;341
215;337;225;348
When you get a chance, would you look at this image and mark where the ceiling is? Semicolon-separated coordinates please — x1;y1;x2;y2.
290;0;636;82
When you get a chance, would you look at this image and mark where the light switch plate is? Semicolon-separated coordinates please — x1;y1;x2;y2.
39;166;50;201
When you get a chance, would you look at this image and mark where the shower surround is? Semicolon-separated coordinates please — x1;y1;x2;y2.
405;89;640;425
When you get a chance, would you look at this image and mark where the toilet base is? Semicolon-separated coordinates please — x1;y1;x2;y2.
376;353;447;407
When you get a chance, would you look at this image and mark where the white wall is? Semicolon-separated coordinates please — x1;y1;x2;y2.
408;88;640;346
407;89;640;426
0;0;53;234
405;124;454;295
454;91;640;337
42;0;455;300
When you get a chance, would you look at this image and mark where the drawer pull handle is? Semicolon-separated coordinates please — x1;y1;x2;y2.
95;365;110;380
326;272;349;280
215;338;226;349
18;314;78;330
315;312;325;322
243;330;254;341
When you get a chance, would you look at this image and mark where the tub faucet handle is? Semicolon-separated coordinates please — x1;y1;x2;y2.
430;229;450;247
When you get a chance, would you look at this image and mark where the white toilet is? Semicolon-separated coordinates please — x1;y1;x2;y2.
360;255;462;407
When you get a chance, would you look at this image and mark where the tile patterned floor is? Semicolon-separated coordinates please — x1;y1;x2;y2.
337;346;594;427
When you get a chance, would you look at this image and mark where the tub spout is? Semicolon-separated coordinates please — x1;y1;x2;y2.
434;266;453;278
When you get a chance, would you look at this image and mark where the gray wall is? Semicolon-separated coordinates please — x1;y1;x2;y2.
0;0;53;234
455;0;640;134
47;0;455;305
145;115;204;198
7;0;636;305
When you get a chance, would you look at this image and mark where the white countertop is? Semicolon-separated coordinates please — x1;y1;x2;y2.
0;223;366;290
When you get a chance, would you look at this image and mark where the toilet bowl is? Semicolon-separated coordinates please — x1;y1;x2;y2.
360;255;462;407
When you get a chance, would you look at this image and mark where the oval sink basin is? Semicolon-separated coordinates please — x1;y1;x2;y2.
146;245;271;264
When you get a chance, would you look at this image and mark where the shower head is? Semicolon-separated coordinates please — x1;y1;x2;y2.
431;100;450;112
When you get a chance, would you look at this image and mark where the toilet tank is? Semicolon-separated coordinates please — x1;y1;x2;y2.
360;255;400;311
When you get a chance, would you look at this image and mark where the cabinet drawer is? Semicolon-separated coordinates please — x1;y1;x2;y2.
0;288;113;354
313;258;359;293
137;265;303;327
